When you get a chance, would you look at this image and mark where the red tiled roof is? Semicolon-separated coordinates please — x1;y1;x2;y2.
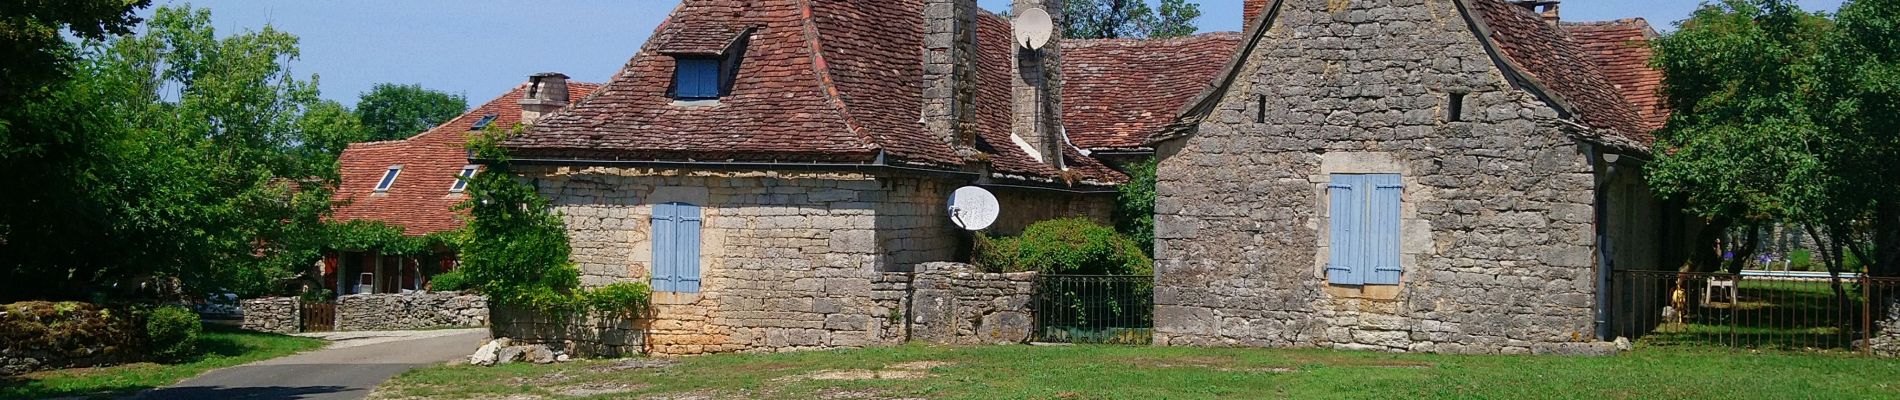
1467;0;1650;144
654;23;750;56
331;81;600;235
971;12;1126;185
508;0;1122;186
1563;19;1668;133
1062;32;1242;151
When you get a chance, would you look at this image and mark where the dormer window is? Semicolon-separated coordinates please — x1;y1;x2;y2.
450;165;479;193
675;58;725;100
374;165;402;192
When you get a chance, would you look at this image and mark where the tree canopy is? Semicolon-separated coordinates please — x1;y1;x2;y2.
354;83;468;142
1063;0;1202;39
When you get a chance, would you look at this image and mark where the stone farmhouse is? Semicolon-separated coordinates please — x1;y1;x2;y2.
1149;0;1694;354
324;77;600;295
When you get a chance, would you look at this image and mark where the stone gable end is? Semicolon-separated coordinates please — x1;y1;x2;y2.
1152;0;1602;355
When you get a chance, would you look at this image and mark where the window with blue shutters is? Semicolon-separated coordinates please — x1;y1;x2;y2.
675;58;724;100
651;202;703;293
1326;173;1404;286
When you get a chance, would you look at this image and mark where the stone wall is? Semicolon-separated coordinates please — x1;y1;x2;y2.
1152;0;1608;354
241;297;300;334
526;167;960;355
336;292;488;331
1869;299;1900;357
491;306;647;358
908;262;1037;344
988;187;1115;236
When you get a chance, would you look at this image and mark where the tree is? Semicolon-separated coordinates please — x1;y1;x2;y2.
0;6;345;302
1646;0;1836;274
354;83;467;142
1114;158;1157;256
1819;0;1900;278
0;0;151;103
1063;0;1201;39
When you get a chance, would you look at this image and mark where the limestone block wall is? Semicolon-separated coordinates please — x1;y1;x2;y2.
490;306;646;358
525;166;960;355
1152;0;1605;354
909;262;1037;345
1869;299;1900;357
336;292;488;331
988;187;1115;235
241;297;299;334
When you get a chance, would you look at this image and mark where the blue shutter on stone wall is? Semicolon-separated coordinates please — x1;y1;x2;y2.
676;58;721;99
675;203;703;293
1366;174;1405;285
1326;175;1364;285
651;203;677;292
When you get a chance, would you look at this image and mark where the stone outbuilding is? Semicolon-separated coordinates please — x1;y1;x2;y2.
1148;0;1696;354
496;0;1135;355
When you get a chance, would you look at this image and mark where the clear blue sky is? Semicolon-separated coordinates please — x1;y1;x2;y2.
144;0;1847;107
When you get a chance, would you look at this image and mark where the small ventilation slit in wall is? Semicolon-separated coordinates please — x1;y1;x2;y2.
1448;92;1467;122
1256;95;1267;124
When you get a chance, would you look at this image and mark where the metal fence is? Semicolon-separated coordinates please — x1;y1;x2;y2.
1612;270;1899;353
1032;275;1154;344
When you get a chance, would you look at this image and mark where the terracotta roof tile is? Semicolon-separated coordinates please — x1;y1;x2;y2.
1469;0;1650;144
1061;32;1243;151
1563;19;1669;133
331;81;600;235
654;23;751;56
973;12;1126;185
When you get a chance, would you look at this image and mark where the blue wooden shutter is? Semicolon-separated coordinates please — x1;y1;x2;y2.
1366;174;1404;285
676;58;721;99
675;203;703;293
1326;175;1364;285
650;203;677;292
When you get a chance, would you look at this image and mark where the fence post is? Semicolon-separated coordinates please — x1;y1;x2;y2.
1865;275;1874;356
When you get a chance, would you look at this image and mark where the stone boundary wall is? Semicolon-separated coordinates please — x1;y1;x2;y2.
1869;299;1900;357
907;262;1037;345
491;306;646;358
240;297;299;334
337;292;488;331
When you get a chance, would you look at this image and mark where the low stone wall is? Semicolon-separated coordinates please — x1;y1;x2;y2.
1869;299;1900;357
491;306;646;358
908;262;1037;345
240;297;300;334
1;301;145;375
336;292;488;331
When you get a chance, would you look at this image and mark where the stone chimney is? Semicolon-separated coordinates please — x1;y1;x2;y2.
1244;0;1268;29
923;0;981;160
1012;0;1065;171
1512;0;1561;25
518;72;570;125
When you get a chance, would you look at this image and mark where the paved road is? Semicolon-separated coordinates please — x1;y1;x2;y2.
135;329;488;400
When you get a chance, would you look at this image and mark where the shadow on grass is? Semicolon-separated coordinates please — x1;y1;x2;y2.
0;326;314;400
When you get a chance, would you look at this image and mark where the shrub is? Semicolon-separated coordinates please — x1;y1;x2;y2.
581;282;653;318
1114;157;1157;256
429;269;472;292
145;305;202;362
982;218;1152;275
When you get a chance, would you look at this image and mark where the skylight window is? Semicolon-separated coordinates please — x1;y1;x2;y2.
675;58;724;100
374;166;402;192
470;114;498;131
450;165;478;193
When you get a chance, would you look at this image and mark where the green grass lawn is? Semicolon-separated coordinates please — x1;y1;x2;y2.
0;326;326;400
373;344;1900;400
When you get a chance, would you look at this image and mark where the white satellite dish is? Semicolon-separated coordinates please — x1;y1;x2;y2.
1013;8;1054;50
947;186;1000;231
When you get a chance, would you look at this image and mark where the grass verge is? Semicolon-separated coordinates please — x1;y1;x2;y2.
1;325;326;400
373;344;1900;399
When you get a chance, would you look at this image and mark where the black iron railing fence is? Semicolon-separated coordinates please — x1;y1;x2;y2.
1032;275;1154;344
1612;270;1900;353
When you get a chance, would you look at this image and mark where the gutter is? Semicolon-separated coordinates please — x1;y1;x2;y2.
1586;144;1614;341
486;152;1115;193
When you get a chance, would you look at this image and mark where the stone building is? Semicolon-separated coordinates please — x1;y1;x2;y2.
325;77;599;295
497;0;1134;355
1148;0;1695;354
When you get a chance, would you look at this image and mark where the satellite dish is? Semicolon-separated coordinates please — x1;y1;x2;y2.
1013;8;1054;50
947;186;1000;231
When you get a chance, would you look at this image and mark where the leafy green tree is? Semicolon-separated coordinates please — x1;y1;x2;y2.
454;126;584;310
1114;158;1156;256
354;83;467;142
1819;0;1900;277
0;6;344;302
1063;0;1201;39
1646;0;1835;273
0;0;150;103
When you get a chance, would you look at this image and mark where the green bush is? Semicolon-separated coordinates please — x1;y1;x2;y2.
429;269;472;292
145;306;202;362
582;282;653;318
977;218;1152;275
